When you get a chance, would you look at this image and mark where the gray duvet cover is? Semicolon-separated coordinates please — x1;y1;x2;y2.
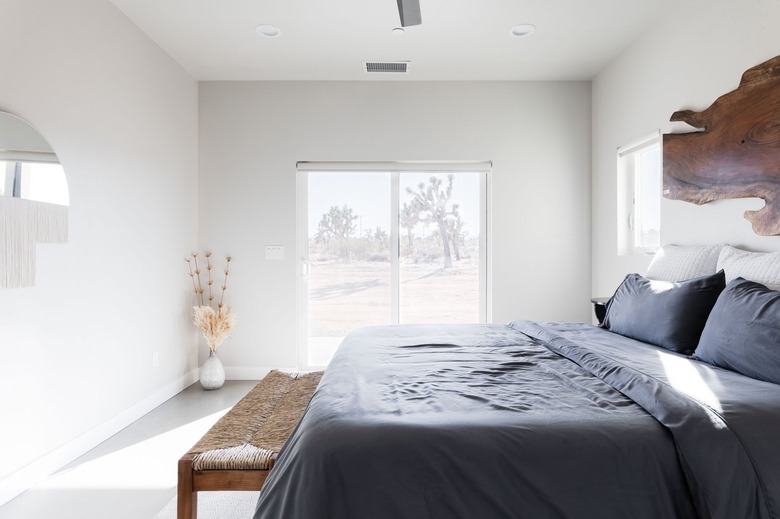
253;322;780;519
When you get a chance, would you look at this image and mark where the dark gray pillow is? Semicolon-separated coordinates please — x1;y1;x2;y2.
602;271;726;354
694;278;780;384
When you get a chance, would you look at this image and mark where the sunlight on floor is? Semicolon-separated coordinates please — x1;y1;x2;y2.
39;411;227;490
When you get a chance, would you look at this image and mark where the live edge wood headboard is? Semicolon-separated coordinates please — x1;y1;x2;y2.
663;55;780;236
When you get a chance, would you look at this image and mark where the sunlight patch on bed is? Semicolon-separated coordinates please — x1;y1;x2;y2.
658;352;723;413
648;279;675;294
37;412;227;490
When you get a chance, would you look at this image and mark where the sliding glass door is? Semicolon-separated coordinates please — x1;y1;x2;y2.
398;172;483;324
297;163;489;369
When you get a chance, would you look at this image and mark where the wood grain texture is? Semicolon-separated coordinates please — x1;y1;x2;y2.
663;55;780;235
192;469;270;491
177;455;197;519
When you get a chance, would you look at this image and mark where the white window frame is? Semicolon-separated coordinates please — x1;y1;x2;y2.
296;161;491;370
617;132;662;256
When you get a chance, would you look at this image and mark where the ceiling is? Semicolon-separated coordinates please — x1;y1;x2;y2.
108;0;680;81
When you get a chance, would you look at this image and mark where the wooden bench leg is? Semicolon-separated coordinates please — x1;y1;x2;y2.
178;455;198;519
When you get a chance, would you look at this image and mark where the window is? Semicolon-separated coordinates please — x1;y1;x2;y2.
0;158;69;206
617;132;661;255
297;162;490;368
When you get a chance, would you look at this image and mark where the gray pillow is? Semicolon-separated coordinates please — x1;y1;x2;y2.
694;278;780;384
603;271;726;354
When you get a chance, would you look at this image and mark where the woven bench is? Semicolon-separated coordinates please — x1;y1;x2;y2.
177;370;323;519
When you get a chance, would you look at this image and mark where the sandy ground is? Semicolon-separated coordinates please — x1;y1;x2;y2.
308;258;479;337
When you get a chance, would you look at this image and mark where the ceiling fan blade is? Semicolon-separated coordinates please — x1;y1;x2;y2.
396;0;421;27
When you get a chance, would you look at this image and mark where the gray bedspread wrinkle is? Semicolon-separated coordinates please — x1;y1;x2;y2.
253;323;713;519
510;320;780;519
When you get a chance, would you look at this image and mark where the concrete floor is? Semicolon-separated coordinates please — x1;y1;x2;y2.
0;380;257;519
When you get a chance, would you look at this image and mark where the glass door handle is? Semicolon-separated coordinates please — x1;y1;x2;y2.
301;258;310;278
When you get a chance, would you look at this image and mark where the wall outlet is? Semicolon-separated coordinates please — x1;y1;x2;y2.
265;245;285;260
152;351;159;368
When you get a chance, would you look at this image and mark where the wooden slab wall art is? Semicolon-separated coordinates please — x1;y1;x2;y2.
663;55;780;235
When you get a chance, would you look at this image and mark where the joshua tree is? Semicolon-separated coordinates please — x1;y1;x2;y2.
399;202;419;256
315;205;358;257
373;226;389;248
407;175;458;268
315;205;358;246
447;211;466;261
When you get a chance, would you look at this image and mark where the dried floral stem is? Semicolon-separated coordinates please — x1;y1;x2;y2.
206;251;214;305
186;251;233;311
186;257;198;297
192;252;205;306
219;256;232;309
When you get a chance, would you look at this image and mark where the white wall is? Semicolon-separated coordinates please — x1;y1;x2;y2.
199;80;592;374
0;0;198;500
592;0;780;297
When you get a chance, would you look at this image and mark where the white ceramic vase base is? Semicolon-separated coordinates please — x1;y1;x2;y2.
200;351;225;390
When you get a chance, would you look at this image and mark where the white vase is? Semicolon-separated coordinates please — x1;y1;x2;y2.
200;351;225;390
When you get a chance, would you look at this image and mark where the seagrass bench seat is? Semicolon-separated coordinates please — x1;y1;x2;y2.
177;370;323;519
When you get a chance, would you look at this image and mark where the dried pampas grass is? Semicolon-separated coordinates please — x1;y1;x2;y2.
193;305;237;352
187;252;236;351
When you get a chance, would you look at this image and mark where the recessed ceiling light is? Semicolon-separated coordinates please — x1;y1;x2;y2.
255;24;281;38
392;27;405;35
510;24;536;38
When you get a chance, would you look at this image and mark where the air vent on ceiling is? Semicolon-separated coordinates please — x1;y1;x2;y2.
364;61;410;74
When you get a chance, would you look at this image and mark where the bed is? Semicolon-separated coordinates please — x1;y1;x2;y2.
252;246;780;519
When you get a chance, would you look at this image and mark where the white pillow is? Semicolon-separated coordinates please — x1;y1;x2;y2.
716;245;780;290
645;244;724;282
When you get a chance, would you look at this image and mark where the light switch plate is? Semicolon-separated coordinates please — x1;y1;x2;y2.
265;245;285;260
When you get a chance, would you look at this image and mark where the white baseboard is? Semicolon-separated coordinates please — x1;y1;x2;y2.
0;369;199;508
223;366;298;380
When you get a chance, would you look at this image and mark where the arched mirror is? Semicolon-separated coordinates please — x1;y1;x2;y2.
0;111;69;288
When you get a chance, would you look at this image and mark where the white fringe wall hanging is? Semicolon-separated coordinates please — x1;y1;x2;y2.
0;196;68;288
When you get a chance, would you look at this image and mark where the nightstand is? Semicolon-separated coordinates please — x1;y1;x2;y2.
591;297;610;324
